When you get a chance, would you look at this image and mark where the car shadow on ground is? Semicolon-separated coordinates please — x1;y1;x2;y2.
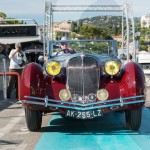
39;112;145;135
39;108;150;136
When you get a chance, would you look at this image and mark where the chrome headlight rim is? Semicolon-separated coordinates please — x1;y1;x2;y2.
45;61;61;76
105;61;120;76
72;94;79;102
59;89;71;101
88;93;97;102
97;89;109;101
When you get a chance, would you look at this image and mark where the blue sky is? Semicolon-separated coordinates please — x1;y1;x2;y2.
0;0;150;24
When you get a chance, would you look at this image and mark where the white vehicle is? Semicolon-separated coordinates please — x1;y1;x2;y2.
138;51;150;74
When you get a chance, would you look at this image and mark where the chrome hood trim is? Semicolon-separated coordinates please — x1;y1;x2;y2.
66;55;99;103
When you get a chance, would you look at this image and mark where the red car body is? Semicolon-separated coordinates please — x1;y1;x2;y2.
21;48;145;131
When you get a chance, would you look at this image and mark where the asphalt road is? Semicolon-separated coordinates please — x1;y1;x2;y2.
0;99;52;150
0;82;150;150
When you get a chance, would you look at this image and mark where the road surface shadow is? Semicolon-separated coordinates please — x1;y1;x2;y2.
40;112;138;135
39;108;150;135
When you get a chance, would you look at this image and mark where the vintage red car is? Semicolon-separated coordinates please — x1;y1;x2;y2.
21;40;145;131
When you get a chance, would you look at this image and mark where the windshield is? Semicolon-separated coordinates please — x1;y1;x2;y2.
49;40;117;56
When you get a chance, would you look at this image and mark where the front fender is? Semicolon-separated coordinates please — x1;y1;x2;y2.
120;62;145;109
21;63;45;110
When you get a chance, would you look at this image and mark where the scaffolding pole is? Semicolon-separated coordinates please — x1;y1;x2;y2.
0;55;7;100
43;1;51;57
122;1;135;62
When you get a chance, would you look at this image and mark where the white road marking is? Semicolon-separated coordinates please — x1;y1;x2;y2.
15;131;29;135
0;111;24;138
0;143;28;150
20;126;29;132
15;127;29;134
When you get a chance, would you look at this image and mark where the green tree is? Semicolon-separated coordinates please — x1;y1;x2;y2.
71;21;77;32
79;25;112;39
0;12;6;18
69;32;76;39
139;44;148;51
0;12;22;24
55;32;62;40
76;21;82;32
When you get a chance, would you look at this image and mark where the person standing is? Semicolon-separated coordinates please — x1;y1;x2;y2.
7;42;26;99
123;54;133;65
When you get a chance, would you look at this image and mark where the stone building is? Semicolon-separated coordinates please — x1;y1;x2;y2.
141;15;150;28
53;20;72;39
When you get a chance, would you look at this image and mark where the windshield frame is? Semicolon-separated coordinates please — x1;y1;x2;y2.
48;39;117;57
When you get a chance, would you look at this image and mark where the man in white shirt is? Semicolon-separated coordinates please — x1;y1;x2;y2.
7;42;26;99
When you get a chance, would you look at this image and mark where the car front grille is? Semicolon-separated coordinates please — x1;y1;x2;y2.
67;56;99;103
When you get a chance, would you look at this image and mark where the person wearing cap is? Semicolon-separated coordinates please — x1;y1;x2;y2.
56;36;76;55
7;42;26;99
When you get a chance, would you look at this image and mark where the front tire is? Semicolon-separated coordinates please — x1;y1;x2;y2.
125;108;142;130
25;108;42;131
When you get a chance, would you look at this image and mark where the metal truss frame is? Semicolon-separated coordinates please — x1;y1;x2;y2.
43;1;135;61
122;1;135;62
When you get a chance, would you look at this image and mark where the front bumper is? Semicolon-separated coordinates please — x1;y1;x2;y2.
22;95;145;111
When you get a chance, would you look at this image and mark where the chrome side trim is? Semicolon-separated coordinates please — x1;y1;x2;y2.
22;95;145;111
45;96;48;107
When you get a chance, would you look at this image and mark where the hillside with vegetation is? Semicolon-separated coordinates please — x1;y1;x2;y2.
1;11;150;51
71;15;150;51
72;15;140;37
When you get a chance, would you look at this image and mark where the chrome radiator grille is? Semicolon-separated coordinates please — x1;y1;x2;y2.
67;56;99;99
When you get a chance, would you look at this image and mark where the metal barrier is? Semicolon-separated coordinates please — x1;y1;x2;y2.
0;55;7;99
0;54;21;100
0;72;21;100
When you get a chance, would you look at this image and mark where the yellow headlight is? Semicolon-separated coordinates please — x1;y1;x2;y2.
59;89;71;101
46;61;61;76
97;89;109;101
105;61;120;75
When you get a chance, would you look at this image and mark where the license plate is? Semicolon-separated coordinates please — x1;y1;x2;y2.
65;109;102;119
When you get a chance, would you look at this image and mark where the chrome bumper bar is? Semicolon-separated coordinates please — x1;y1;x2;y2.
22;95;145;111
